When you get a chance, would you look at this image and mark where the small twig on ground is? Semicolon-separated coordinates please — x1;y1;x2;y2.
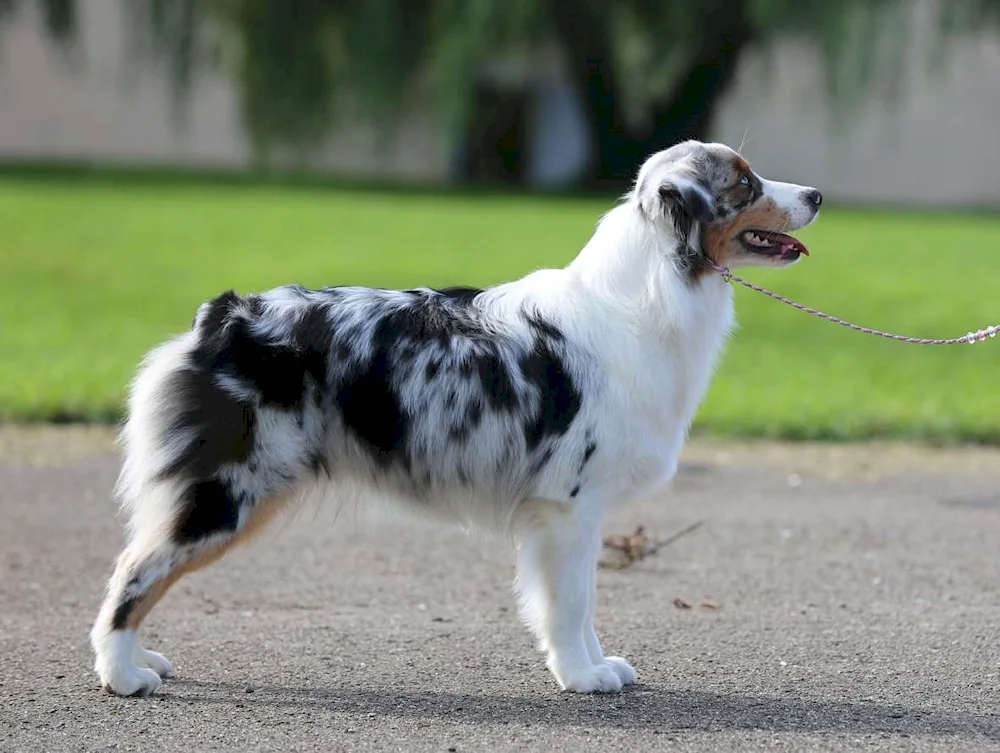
194;590;221;615
643;520;705;557
599;520;705;569
601;525;650;565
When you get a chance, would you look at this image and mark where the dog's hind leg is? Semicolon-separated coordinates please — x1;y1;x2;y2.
91;479;292;696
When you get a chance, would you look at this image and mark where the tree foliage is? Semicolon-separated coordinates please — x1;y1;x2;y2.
4;0;1000;181
0;0;73;42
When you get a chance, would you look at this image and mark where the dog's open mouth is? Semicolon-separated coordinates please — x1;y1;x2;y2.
739;230;809;262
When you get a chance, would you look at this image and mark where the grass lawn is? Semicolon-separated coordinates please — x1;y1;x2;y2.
2;174;999;443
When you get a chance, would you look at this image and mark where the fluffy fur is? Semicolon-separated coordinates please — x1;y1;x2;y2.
91;140;822;696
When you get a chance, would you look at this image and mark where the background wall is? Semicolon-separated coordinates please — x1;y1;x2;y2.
1;0;999;207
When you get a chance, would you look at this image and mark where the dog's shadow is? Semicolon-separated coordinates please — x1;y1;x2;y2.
163;680;998;740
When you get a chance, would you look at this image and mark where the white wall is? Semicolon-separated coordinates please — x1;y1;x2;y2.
712;34;1000;209
1;0;999;207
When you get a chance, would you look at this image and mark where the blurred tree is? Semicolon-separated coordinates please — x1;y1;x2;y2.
4;0;1000;186
0;0;74;43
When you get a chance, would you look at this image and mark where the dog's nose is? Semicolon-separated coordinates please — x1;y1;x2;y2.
805;189;823;208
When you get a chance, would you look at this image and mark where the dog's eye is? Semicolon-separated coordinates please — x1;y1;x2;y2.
738;175;752;187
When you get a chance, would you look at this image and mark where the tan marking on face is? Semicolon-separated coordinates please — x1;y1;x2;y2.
715;154;755;209
704;197;793;267
731;155;751;177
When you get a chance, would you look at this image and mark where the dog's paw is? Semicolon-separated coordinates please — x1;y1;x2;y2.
556;662;624;694
99;664;163;697
134;646;173;678
604;656;637;685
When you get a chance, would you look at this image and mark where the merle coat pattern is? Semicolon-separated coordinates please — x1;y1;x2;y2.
91;140;822;697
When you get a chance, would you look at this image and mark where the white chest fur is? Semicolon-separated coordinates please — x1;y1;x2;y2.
612;276;735;504
560;205;738;506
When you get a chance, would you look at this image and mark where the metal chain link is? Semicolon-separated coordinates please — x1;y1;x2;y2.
710;262;999;346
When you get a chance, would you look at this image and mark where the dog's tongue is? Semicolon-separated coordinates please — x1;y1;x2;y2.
761;231;809;257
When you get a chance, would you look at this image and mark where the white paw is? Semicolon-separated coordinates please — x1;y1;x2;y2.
604;656;637;685
93;630;164;696
98;663;163;697
555;662;624;694
134;646;173;678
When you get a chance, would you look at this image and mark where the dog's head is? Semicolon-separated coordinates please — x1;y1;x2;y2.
633;140;822;274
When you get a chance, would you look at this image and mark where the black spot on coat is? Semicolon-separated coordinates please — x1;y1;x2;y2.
474;350;517;410
173;478;241;543
519;340;581;451
191;292;330;410
336;348;407;464
155;367;255;482
579;439;598;473
524;312;565;342
111;597;137;630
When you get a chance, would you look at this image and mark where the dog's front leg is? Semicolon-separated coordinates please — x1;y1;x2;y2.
514;501;636;693
583;550;638;687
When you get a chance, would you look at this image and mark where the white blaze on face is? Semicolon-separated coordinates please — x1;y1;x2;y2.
760;179;819;231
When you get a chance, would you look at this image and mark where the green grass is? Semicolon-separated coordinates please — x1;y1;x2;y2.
2;175;999;443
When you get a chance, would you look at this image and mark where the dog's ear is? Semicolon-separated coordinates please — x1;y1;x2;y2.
637;172;716;256
657;178;716;225
636;170;716;229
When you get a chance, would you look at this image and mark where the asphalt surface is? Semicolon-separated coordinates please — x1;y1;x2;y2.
1;427;999;752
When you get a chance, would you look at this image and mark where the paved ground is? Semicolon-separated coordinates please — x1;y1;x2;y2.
1;426;999;752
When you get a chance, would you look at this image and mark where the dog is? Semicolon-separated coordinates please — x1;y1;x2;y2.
91;139;822;697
